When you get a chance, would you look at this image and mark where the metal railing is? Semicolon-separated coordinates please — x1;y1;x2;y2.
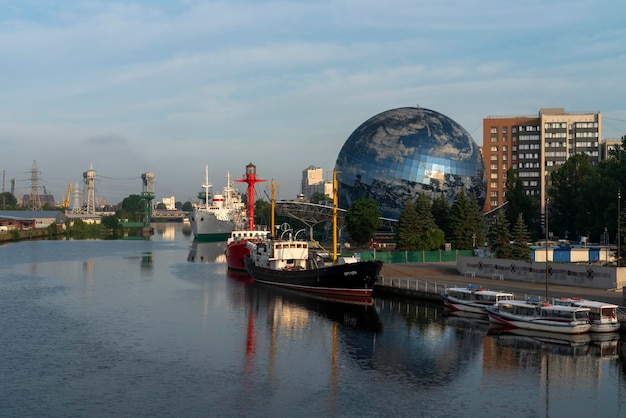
376;276;624;309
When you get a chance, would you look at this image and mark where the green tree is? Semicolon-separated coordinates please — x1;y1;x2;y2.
431;194;450;240
310;191;331;204
415;194;445;250
488;210;513;259
118;194;144;222
468;192;487;246
0;192;18;209
449;191;486;249
510;213;532;261
505;168;538;238
254;199;272;231
549;153;595;240
344;197;381;247
156;202;167;209
181;201;193;211
395;199;420;250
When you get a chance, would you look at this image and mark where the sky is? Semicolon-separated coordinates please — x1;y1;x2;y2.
2;0;626;206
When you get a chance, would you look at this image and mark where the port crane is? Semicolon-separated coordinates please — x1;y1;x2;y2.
62;183;72;208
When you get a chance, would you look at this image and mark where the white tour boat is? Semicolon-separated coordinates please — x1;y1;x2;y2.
486;300;591;334
552;297;620;333
442;285;514;314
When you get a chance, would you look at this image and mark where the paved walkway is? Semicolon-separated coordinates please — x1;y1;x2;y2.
379;262;626;307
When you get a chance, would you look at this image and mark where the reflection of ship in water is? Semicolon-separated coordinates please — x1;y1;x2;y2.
247;281;383;333
487;326;591;356
187;241;227;263
443;308;490;331
226;267;382;416
589;332;620;358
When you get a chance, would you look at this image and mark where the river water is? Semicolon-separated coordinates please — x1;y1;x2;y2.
1;223;625;418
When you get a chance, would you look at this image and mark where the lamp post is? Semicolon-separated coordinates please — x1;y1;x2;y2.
546;197;550;300
472;233;477;248
604;227;609;266
619;190;621;267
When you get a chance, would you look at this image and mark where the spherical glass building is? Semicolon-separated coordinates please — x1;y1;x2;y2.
335;106;486;220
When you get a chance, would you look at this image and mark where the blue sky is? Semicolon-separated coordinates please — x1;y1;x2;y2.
1;0;626;205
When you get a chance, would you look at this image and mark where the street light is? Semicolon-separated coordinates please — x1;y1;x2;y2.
545;197;549;299
604;227;609;266
619;190;621;267
472;233;477;248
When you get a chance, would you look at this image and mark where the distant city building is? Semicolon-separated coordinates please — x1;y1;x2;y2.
482;108;602;219
301;166;332;201
162;196;176;210
600;138;622;160
21;193;56;208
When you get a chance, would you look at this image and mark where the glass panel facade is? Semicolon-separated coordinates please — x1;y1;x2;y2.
336;107;486;220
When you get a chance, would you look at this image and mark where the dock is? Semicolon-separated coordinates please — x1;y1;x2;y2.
375;262;626;326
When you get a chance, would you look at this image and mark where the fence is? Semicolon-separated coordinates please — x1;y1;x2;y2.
376;276;623;308
354;249;473;263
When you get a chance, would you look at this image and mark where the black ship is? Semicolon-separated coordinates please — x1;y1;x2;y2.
244;239;382;297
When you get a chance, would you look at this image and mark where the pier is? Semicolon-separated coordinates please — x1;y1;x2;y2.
374;262;626;328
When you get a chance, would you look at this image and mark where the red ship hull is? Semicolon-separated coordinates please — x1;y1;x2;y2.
225;240;249;271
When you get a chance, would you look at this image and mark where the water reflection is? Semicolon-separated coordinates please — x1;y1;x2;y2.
187;241;226;263
488;327;592;355
234;273;383;333
152;222;192;240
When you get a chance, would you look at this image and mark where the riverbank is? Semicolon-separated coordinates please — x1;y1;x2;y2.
376;262;626;307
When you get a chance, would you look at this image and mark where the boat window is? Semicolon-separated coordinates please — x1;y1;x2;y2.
575;311;590;320
601;307;616;317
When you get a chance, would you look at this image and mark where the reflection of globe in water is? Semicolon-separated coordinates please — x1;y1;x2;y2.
335;106;486;220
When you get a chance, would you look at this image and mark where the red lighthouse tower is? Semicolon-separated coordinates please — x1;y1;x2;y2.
236;162;266;230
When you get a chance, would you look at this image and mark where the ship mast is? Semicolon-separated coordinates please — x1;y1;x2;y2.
236;162;266;230
202;165;211;209
271;179;275;236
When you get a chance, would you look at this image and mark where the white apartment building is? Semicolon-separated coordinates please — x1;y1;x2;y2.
301;166;333;202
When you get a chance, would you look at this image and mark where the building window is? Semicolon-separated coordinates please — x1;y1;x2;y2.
490;127;498;134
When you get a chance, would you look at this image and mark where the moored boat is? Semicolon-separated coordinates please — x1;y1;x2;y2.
442;285;514;314
225;163;268;271
189;166;245;242
486;300;591;334
243;169;382;298
552;297;620;333
244;235;382;297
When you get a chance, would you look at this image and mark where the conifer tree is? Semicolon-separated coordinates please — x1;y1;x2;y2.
414;193;445;250
448;191;470;249
431;194;451;240
469;192;487;247
395;199;420;250
510;213;532;261
488;210;513;258
449;191;484;249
